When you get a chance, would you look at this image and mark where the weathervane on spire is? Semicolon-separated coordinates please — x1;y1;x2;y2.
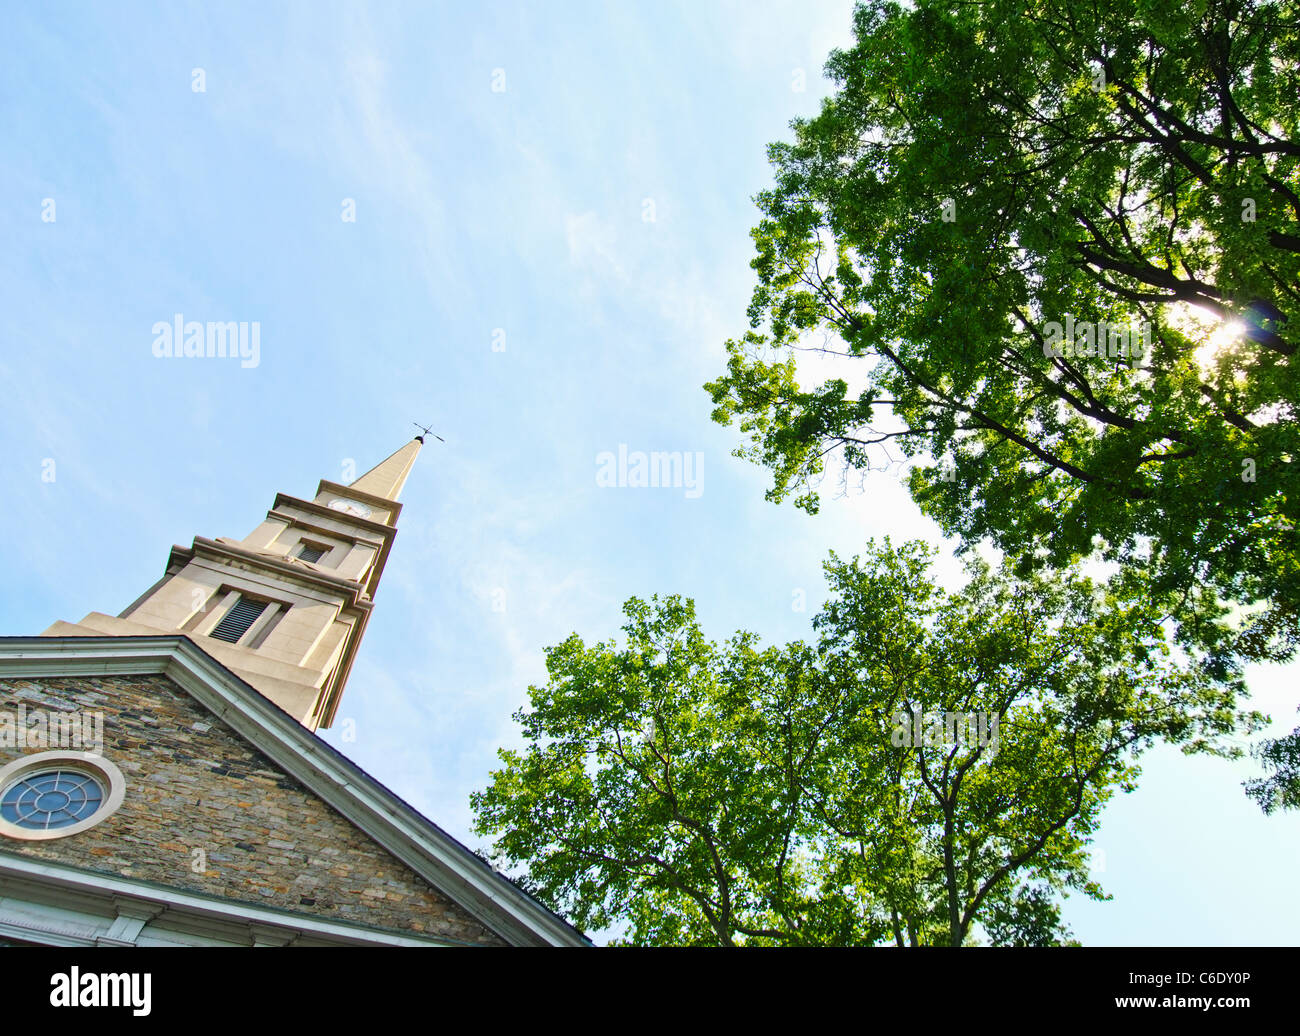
413;421;445;444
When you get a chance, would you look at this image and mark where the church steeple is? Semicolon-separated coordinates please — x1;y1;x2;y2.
346;436;423;501
42;436;424;731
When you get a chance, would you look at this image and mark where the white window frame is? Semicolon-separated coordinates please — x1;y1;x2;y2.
0;751;127;842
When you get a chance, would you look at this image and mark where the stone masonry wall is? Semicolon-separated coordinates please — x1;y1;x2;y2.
0;674;505;945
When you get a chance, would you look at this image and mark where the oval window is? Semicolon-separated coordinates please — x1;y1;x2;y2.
0;752;125;841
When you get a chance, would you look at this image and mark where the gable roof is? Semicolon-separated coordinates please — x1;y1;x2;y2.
0;635;589;947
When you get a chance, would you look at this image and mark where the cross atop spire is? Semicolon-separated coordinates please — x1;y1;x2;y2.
413;420;445;444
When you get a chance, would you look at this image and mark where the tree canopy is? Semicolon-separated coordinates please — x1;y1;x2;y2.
471;541;1253;945
705;0;1300;804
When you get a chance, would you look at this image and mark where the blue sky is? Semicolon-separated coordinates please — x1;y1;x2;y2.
2;1;1295;945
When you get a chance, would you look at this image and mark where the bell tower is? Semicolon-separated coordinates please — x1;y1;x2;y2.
41;436;424;731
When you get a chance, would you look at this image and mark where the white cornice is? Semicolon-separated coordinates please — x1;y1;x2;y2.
279;491;398;537
0;636;589;947
187;538;373;605
0;852;463;946
315;480;406;520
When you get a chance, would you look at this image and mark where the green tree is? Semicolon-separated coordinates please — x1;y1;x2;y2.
471;541;1253;945
1245;709;1300;812
705;0;1300;805
980;883;1080;947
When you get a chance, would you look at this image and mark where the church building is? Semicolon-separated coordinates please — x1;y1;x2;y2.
0;437;587;946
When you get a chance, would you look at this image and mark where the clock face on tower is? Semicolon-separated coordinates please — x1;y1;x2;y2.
328;498;372;519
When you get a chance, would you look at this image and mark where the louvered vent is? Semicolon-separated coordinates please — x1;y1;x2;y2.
297;544;327;564
210;597;268;643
